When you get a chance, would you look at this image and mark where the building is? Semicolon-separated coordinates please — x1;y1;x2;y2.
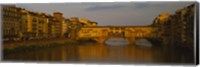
152;13;171;45
64;19;71;38
68;17;83;40
20;9;31;40
2;5;21;41
2;5;99;41
37;13;49;39
152;3;195;48
53;12;68;38
68;17;98;40
20;10;49;40
171;4;195;48
46;15;59;38
2;6;81;40
78;18;98;26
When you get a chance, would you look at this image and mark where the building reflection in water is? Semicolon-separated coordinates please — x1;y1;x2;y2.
3;39;194;64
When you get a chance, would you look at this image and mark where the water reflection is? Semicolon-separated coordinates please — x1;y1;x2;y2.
105;38;129;46
135;39;152;47
3;39;194;64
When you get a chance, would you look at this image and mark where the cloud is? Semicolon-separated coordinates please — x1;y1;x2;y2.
84;2;167;11
131;3;165;9
85;4;124;11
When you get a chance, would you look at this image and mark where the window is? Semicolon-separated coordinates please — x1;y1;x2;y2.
32;18;37;22
82;30;89;33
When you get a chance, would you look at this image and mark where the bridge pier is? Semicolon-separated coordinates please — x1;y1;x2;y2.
126;37;136;45
97;37;106;44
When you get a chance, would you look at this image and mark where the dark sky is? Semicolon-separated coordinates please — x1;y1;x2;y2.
16;2;194;26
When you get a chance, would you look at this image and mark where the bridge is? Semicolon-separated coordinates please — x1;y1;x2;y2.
77;26;156;44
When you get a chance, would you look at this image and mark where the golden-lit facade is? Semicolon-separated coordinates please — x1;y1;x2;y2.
68;17;98;40
2;5;21;41
2;5;98;41
68;17;82;40
53;12;68;37
20;10;49;40
152;13;171;45
2;4;195;49
77;26;154;43
20;9;32;39
47;15;60;38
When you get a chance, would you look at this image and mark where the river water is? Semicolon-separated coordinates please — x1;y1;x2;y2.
3;39;194;65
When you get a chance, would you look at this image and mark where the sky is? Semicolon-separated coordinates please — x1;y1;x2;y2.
15;2;194;26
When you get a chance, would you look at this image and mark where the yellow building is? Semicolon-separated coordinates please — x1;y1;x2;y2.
37;13;49;39
53;12;68;38
47;15;59;38
2;5;99;41
22;10;43;40
20;9;31;40
2;5;21;41
68;17;98;39
20;9;50;40
68;17;82;39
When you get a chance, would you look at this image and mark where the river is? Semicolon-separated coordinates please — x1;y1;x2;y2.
3;39;194;65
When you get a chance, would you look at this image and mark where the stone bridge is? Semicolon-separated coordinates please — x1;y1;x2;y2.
77;26;156;44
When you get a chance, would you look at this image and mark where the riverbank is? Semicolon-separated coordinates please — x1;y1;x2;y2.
3;38;78;55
